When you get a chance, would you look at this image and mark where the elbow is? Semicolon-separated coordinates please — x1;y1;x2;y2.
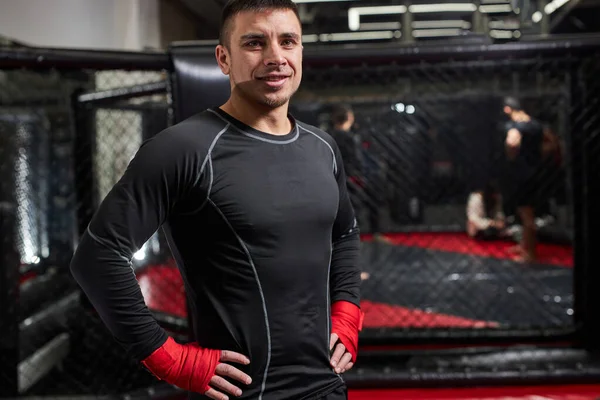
69;245;85;283
69;234;94;283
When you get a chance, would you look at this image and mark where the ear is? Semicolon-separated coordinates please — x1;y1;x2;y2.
215;45;231;75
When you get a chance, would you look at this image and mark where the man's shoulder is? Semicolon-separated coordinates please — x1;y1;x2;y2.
516;118;543;131
150;109;229;151
296;120;336;146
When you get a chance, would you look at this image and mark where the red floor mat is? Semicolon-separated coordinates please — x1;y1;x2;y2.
137;265;496;328
138;265;187;317
361;300;498;328
349;385;600;400
363;232;573;268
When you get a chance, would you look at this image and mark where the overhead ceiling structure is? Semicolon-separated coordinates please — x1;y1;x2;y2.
177;0;600;45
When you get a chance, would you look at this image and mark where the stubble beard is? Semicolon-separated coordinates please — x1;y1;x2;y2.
235;79;298;110
261;93;291;108
253;86;296;109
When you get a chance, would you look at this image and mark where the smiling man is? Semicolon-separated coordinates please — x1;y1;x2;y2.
69;0;362;399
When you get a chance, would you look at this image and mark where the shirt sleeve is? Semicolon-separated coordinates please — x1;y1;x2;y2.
69;126;206;362
329;141;362;308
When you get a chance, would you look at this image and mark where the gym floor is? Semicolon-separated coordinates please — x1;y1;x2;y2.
140;232;574;330
20;232;586;398
135;232;584;400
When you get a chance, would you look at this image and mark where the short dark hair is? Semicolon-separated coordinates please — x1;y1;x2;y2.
219;0;301;47
331;104;353;126
503;96;522;111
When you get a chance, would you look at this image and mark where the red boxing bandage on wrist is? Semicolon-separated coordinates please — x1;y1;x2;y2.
141;336;220;393
331;301;363;363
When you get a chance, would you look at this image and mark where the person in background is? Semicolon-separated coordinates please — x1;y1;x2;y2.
466;181;506;240
330;104;362;189
503;97;544;263
329;104;372;280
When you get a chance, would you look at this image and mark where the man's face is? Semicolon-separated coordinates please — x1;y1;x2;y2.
216;9;303;109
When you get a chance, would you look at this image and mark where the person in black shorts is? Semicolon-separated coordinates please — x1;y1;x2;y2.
69;1;362;399
503;97;544;263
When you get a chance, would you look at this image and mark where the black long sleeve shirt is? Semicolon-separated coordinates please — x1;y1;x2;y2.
70;108;361;400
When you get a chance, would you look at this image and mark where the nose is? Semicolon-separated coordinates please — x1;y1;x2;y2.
263;43;286;67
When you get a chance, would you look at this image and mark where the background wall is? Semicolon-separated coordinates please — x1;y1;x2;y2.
0;0;162;50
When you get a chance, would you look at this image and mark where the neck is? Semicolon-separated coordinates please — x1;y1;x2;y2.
220;94;292;136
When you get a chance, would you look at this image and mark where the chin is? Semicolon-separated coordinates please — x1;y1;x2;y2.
260;94;291;108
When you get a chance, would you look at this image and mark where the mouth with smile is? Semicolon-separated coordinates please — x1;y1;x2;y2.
257;74;290;88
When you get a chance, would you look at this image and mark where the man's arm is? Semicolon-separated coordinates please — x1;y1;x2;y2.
70;126;204;361
328;141;363;372
505;127;522;161
330;143;362;308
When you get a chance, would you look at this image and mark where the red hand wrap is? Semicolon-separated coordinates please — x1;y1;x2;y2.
331;301;363;363
141;336;220;393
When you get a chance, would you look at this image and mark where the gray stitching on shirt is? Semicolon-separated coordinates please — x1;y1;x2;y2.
298;125;337;175
207;109;299;144
180;124;228;215
207;198;272;400
86;227;131;263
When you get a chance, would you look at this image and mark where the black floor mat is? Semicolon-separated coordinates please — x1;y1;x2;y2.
359;241;573;327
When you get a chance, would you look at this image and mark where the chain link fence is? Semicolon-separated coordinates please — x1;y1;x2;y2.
289;49;588;340
0;61;180;397
0;40;599;397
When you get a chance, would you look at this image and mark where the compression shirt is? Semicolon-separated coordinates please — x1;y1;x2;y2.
70;107;362;400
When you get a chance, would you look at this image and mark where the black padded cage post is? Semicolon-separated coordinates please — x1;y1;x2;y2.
571;51;600;356
168;42;231;340
71;87;97;241
169;42;231;123
0;201;19;397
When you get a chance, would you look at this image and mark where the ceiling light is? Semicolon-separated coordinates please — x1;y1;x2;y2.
360;22;402;30
348;5;408;30
320;30;397;42
479;4;513;12
412;28;464;37
544;0;569;14
412;20;471;29
409;3;477;13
